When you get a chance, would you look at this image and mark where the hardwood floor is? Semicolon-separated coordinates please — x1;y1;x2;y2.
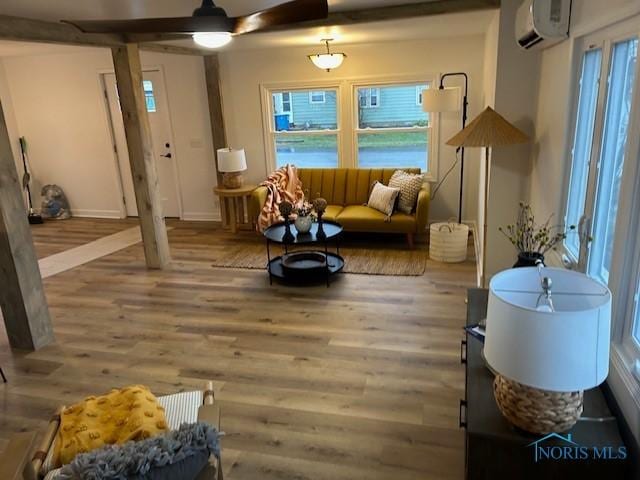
0;218;477;479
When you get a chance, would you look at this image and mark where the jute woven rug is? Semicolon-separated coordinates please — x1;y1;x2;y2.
210;232;428;276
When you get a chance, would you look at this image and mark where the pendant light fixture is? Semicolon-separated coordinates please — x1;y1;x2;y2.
308;39;346;72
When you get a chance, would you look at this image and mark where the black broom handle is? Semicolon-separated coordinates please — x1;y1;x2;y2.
19;138;34;211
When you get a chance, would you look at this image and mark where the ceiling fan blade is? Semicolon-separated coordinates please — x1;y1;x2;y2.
62;16;236;35
234;0;328;35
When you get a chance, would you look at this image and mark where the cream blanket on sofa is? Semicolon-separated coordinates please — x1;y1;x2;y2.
257;164;304;232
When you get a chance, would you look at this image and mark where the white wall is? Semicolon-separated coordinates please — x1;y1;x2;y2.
218;34;487;223
0;48;218;220
484;0;541;280
477;10;500;281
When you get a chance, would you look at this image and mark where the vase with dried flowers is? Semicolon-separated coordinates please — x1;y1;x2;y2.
499;202;575;268
294;199;315;234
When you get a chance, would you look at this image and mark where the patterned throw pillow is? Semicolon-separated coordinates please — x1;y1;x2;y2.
388;170;424;214
367;182;400;217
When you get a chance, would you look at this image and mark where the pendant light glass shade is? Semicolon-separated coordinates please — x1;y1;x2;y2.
193;31;232;48
308;39;346;72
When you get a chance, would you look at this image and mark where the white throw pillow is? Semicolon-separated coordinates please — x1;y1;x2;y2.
388;170;424;214
367;182;400;217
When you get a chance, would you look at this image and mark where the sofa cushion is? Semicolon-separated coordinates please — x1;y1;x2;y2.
367;182;400;217
389;170;424;214
336;206;416;233
322;205;344;222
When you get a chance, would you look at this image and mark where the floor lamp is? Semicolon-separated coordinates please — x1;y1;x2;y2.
445;107;529;287
422;73;468;224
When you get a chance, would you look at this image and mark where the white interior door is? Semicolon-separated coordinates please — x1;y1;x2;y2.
104;70;181;218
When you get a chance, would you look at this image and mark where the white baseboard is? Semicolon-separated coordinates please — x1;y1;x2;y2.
72;209;123;219
181;211;221;222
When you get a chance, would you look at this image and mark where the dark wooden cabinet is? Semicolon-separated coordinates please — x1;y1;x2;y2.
463;289;629;479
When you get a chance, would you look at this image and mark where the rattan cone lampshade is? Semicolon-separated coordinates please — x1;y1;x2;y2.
445;106;529;288
446;106;529;147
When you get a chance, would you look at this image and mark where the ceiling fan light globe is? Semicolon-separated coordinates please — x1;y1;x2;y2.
309;53;345;72
193;31;232;48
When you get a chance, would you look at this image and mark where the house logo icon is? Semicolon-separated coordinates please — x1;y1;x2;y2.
526;433;627;463
527;433;579;463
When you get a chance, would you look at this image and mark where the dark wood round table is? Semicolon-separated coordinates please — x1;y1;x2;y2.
263;220;344;286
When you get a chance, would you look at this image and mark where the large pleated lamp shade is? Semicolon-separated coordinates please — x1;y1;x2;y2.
421;87;461;113
446;106;529;147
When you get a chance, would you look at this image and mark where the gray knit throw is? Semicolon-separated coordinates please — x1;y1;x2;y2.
56;422;221;480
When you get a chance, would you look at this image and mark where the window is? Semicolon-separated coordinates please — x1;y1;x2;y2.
359;88;379;108
634;276;640;346
268;88;339;168
143;80;156;113
563;22;640;378
309;91;326;104
588;38;637;284
261;78;438;176
355;83;431;171
564;48;601;260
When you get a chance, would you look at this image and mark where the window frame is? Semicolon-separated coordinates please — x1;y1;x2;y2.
260;75;439;179
352;80;435;178
561;19;640;385
261;81;343;172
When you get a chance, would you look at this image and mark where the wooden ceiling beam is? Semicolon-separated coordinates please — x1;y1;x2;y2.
254;0;501;32
0;14;205;55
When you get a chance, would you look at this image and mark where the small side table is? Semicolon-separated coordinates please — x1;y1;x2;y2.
213;185;257;233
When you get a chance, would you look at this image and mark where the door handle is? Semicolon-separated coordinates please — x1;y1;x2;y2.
161;152;172;159
578;215;591;244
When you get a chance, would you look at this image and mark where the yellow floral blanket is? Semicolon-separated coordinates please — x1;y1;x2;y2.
55;385;168;465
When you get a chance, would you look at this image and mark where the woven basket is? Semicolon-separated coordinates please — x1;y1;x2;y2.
429;222;469;263
493;374;583;434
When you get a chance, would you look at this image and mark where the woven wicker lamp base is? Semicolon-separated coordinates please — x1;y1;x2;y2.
493;374;584;434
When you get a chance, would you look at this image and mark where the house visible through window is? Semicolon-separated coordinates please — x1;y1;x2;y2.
356;83;430;170
269;88;339;168
309;91;326;104
359;88;379;108
143;80;156;113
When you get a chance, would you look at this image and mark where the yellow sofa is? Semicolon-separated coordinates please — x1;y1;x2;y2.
250;168;430;247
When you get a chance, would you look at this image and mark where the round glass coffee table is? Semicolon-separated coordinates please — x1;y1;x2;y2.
263;220;344;286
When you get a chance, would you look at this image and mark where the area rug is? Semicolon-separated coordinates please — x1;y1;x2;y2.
210;232;428;276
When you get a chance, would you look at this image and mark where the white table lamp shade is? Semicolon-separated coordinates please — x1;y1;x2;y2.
422;87;461;113
484;267;611;393
217;148;247;173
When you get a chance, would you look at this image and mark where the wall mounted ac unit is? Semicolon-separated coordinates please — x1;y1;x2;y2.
515;0;571;50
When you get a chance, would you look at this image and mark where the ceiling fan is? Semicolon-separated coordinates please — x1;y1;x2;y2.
63;0;329;48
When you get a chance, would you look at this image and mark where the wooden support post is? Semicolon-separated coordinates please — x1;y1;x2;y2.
0;102;54;351
111;44;170;269
203;55;227;186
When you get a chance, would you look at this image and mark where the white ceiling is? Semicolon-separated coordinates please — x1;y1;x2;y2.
0;1;495;55
0;0;442;21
